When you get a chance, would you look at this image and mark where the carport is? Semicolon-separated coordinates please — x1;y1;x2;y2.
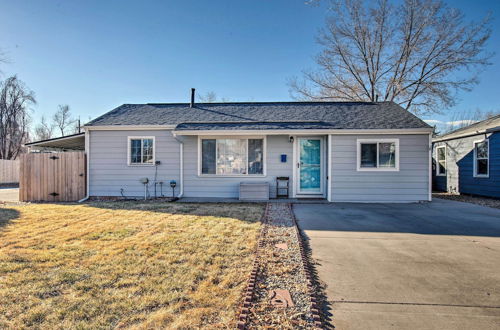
24;132;85;151
294;199;500;330
20;133;87;202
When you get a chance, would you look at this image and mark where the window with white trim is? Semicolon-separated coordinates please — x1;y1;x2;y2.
436;145;446;176
474;140;489;177
200;138;264;175
357;139;399;171
128;137;154;165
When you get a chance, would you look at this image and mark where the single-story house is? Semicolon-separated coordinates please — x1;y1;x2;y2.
433;114;500;198
26;95;434;202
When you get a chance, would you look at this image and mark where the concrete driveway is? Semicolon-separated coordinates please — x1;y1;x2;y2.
294;199;500;330
0;188;19;202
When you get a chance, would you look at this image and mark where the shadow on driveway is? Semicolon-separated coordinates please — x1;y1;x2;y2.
296;198;500;237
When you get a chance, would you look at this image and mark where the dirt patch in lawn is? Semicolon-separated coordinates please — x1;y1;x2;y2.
433;192;500;210
0;202;263;329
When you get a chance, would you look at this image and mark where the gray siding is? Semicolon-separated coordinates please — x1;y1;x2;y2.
182;135;294;198
330;134;430;202
89;130;181;197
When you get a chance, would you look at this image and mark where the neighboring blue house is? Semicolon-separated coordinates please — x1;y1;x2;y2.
433;115;500;198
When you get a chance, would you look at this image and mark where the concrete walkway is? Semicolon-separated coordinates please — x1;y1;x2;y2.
0;188;19;203
294;199;500;330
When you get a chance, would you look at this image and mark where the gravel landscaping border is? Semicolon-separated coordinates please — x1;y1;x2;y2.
236;203;324;329
433;192;500;210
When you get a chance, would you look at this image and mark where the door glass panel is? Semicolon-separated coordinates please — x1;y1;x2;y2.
300;139;321;193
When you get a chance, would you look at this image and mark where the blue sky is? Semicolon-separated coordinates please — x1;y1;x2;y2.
0;0;498;128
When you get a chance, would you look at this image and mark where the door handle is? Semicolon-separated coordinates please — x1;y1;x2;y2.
297;162;300;168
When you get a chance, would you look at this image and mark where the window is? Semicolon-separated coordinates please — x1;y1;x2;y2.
200;137;265;176
128;137;155;165
357;139;399;171
436;145;446;176
474;140;489;177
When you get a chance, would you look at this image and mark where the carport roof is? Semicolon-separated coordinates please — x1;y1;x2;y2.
25;133;85;151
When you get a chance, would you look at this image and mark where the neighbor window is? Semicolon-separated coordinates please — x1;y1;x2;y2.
436;146;446;176
357;139;399;171
128;137;154;165
474;140;489;177
200;138;264;175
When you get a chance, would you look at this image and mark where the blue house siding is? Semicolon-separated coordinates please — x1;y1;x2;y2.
433;173;447;192
433;132;500;198
458;132;500;198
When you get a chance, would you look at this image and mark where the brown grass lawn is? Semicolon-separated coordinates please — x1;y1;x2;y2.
0;202;263;329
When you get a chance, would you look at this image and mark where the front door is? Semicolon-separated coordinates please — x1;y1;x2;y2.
297;137;323;195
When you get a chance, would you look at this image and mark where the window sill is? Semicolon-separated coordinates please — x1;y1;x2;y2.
197;174;267;178
473;174;489;178
357;168;399;172
128;164;155;167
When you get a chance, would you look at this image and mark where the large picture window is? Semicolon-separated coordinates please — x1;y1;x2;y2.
357;139;399;171
474;140;489;177
436;146;446;176
200;137;265;176
128;137;155;165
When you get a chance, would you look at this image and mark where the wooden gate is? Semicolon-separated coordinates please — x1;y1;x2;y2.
19;152;86;202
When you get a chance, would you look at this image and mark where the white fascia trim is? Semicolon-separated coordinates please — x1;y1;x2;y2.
84;125;176;131
174;128;433;136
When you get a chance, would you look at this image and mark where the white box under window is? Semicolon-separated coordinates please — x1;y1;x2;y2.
239;182;270;200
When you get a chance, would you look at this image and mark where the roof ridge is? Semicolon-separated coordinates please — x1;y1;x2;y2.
177;120;325;124
145;101;385;106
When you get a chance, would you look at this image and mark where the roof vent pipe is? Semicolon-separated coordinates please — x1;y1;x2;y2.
190;88;195;108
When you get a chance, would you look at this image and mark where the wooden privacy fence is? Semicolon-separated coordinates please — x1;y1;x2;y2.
0;159;19;184
19;152;86;202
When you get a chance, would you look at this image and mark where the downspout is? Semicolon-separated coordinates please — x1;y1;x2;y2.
78;128;90;203
173;133;184;199
178;140;184;198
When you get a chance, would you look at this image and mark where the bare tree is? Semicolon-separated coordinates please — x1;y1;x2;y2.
33;115;55;141
0;76;35;159
197;91;231;103
290;0;492;115
198;91;218;103
0;47;7;75
53;104;76;136
444;108;499;133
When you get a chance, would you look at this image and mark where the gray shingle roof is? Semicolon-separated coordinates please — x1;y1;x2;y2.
433;114;500;141
85;101;431;130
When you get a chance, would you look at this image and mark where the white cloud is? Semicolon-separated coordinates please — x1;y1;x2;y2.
423;119;477;127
